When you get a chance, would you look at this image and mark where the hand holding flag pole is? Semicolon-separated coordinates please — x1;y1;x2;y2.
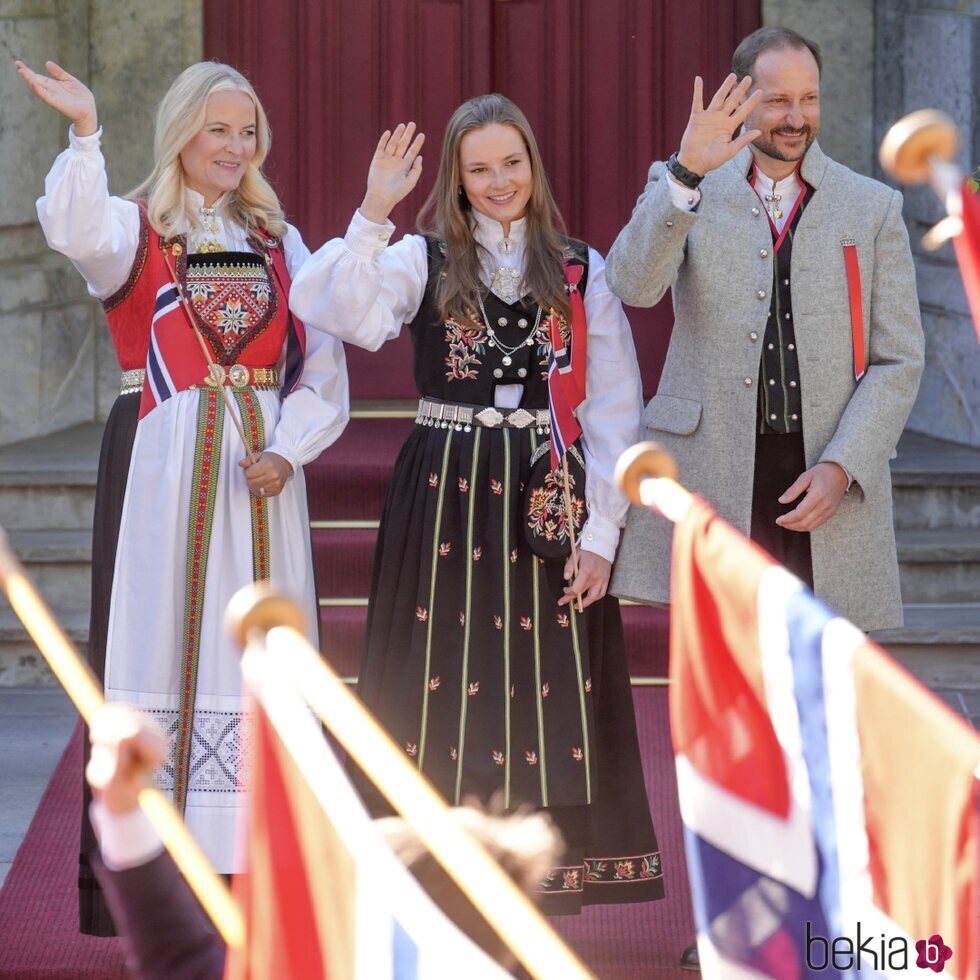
161;247;258;466
0;527;245;951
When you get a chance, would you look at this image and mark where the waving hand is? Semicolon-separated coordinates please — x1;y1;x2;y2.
358;122;425;224
15;60;98;136
677;73;761;177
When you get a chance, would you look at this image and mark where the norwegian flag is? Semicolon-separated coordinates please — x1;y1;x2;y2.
954;181;980;337
139;281;210;421
546;264;588;470
228;645;511;980
669;496;980;979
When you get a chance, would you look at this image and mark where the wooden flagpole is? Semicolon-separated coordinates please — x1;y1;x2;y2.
0;528;245;950
614;441;693;525
228;586;594;980
560;454;584;613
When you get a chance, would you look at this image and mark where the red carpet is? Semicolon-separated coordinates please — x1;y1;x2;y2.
0;413;688;977
554;687;695;979
0;724;127;979
0;690;692;979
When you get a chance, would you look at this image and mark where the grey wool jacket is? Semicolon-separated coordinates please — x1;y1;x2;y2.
605;142;924;631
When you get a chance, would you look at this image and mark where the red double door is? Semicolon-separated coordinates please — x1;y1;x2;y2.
206;0;759;399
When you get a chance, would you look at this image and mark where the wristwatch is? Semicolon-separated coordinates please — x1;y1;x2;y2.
666;152;704;189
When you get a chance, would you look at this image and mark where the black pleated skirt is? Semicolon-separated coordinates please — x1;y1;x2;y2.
352;423;665;912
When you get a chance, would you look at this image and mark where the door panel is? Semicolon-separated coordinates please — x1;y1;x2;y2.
206;0;760;399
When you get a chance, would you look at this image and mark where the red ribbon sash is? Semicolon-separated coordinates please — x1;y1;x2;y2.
841;239;867;382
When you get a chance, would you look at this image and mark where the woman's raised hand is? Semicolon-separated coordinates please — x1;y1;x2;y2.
359;122;425;225
15;60;98;136
676;73;762;177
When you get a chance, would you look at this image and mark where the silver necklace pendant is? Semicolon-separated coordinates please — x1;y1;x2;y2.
200;206;219;234
490;266;522;304
477;300;544;369
498;236;515;256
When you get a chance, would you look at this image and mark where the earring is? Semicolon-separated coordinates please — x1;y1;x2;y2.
457;185;465;197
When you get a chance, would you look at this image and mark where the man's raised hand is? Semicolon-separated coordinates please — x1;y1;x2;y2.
676;73;762;177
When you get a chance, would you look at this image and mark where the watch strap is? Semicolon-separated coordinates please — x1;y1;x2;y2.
667;152;704;189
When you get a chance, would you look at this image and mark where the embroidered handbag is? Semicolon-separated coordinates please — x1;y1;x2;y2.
522;441;588;561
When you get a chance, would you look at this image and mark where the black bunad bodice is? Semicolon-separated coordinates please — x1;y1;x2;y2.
408;236;589;408
756;178;814;435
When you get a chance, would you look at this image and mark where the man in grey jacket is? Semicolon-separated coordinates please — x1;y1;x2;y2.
606;26;923;634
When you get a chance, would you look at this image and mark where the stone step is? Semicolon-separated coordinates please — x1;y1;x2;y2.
0;607;86;686
896;528;980;604
0;483;96;533
874;604;980;694
0;530;92;612
891;430;980;530
0;423;99;531
872;602;980;646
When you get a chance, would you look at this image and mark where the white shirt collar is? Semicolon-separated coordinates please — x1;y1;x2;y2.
470;208;527;255
184;187;228;212
752;166;800;198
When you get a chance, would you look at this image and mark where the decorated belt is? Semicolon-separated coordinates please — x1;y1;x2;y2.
416;397;550;433
198;364;279;390
120;369;145;395
119;365;279;396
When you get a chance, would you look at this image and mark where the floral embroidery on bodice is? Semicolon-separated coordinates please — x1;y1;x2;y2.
184;252;278;365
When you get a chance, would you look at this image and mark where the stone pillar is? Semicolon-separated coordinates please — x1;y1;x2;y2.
0;0;201;448
876;0;980;448
763;0;876;176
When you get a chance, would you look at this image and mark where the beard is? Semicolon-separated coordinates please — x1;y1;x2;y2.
752;125;817;162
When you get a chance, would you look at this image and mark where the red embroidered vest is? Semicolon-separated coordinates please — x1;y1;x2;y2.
101;208;302;382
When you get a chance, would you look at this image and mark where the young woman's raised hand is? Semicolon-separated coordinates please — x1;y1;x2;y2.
15;60;98;136
359;122;425;224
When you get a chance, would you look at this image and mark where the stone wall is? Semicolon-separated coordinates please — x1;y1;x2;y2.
763;0;876;176
0;0;201;448
875;0;980;448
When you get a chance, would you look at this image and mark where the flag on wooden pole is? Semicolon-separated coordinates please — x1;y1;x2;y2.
953;182;980;336
225;639;513;980
669;497;980;979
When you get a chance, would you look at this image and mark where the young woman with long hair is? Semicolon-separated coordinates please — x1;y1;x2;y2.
16;59;349;933
291;94;664;913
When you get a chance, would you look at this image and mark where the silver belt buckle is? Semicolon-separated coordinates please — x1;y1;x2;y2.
475;407;504;428
506;408;535;429
228;364;250;387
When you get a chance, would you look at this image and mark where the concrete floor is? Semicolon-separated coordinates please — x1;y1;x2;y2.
0;686;76;888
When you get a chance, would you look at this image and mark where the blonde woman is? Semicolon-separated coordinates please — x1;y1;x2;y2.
16;59;349;933
291;94;664;913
